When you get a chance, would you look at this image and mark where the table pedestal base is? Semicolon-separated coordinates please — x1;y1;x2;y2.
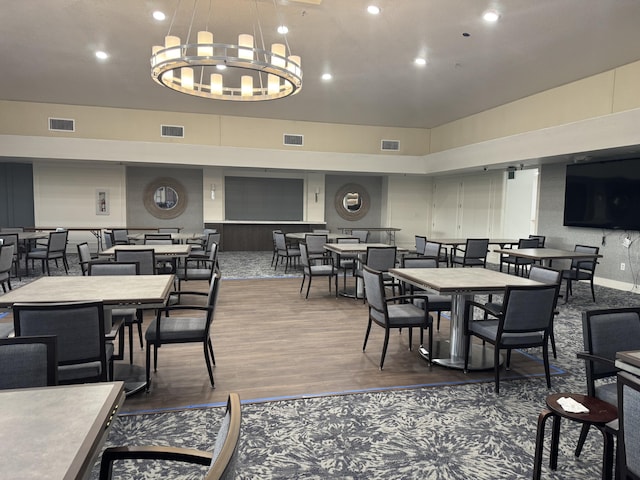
114;363;147;396
420;340;500;371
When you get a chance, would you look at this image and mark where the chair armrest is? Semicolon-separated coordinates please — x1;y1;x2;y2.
576;351;616;368
463;300;500;327
105;317;125;341
169;290;208;298
386;293;429;304
99;446;212;479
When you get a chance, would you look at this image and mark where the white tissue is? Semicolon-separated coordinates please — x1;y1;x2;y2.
557;396;590;414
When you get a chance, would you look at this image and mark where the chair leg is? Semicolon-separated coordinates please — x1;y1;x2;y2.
145;343;152;392
128;323;134;364
153;343;159;371
203;341;215;388
305;275;312;298
543;342;551;388
299;275;305;294
590;278;596;302
362;319;372;351
207;337;216;365
494;346;501;393
380;329;390;370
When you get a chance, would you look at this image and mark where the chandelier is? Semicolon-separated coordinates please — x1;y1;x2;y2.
150;0;302;102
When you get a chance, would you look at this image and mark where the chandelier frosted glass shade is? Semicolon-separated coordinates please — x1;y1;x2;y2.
151;33;302;102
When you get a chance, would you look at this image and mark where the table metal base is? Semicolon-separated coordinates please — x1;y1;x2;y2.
419;340;501;371
114;363;147;396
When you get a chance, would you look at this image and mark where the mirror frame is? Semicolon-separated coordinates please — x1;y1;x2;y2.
334;183;370;221
143;177;188;219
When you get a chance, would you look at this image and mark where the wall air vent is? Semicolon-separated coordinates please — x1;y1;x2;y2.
48;117;75;132
161;125;185;138
381;140;400;151
283;134;304;146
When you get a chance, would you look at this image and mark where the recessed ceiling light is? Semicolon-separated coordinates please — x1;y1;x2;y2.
483;10;500;22
321;73;333;81
95;51;109;60
277;25;289;35
367;5;381;15
152;11;166;21
414;58;427;66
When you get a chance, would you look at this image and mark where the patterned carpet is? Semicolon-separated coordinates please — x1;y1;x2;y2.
89;256;640;480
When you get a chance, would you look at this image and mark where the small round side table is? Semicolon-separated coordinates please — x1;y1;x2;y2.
532;392;617;480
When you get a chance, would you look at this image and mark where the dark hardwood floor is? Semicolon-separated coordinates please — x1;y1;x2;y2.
0;275;550;413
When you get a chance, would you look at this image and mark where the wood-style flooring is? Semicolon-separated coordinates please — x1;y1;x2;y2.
0;276;550;413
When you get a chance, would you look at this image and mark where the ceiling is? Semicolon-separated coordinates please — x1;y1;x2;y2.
2;0;640;130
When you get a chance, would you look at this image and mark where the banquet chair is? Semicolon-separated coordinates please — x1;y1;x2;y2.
463;283;560;393
0;244;15;292
304;233;329;264
77;241;99;276
362;265;433;369
273;231;300;273
451;238;489;268
25;230;69;276
401;256;452;331
299;242;338;298
574;307;640;458
13;300;113;384
561;244;599;303
99;392;242;480
616;372;640;480
145;270;221;391
89;260;142;364
0;336;58;389
499;237;540;276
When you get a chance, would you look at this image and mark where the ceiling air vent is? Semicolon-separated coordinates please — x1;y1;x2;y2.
283;134;304;146
161;125;185;138
48;117;75;132
381;140;400;151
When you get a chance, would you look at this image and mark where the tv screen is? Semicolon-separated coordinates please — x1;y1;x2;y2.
564;158;640;230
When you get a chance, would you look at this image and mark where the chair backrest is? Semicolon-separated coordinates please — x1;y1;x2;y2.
114;249;156;275
464;238;489;259
0;227;24;233
205;392;242;480
500;284;559;334
144;233;172;244
89;261;140;276
0;233;19;250
571;244;599;272
274;232;287;251
528;265;561;285
0;244;14;274
13;301;108;384
158;227;180;233
518;237;540;249
112;229;129;244
76;242;93;275
362;265;387;316
528;234;546;247
617;372;640;479
103;231;114;249
365;246;396;272
336;237;359;244
351;230;370;243
204;232;221;253
415;235;427;255
299;242;311;268
423;241;442;259
582;307;640;382
0;336;58;389
305;234;328;254
402;256;438;269
47;230;68;253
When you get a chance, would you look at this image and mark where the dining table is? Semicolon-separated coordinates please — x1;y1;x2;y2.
126;232;204;244
100;243;192;257
492;247;603;268
286;232;356;242
389;267;542;370
0;381;125;480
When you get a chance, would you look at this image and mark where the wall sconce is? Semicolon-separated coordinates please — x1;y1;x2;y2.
315;187;320;203
210;184;216;200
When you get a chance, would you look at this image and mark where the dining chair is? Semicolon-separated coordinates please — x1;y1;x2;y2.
414;235;427;255
499;237;540;276
0;336;58;389
574;307;640;458
115;248;156;275
355;246;398;301
400;256;452;331
77;241;99;276
423;240;448;267
270;229;283;266
111;228;130;245
99;392;242;480
88;260;142;364
528;234;546;247
351;230;370;243
616;372;640;480
304;233;329;264
299;242;338;298
334;237;360;288
187;228;217;253
362;265;433;369
144;234;176;273
273;231;300;273
178;241;219;289
0;244;15;292
463;283;560;393
13;300;113;384
144;233;173;244
561;244;599;303
145;270;221;391
0;232;20;278
25;230;69;276
451;238;489;268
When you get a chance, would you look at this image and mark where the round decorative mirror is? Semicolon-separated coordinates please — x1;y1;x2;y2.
335;183;370;221
144;178;188;219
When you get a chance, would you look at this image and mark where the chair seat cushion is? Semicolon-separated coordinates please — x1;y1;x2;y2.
469;320;544;345
146;317;207;342
371;304;431;328
58;342;113;382
27;251;64;259
309;265;335;276
178;268;212;281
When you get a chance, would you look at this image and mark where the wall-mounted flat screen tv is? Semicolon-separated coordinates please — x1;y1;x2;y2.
564;158;640;230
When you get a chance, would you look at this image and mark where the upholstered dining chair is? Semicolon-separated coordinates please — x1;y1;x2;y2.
561;244;599;303
334;237;360;288
0;336;58;389
0;232;20;278
25;230;69;276
273;231;300;273
414;235;427;256
89;260;142;364
616;372;640;480
528;234;546;247
304;233;329;264
111;228;130;245
499;237;540;276
355;246;398;301
362;265;433;369
77;241;99;276
451;238;489;268
178;242;219;289
145;270;221;391
574;307;640;459
0;244;15;292
13;300;113;384
423;240;448;267
299;242;338;298
114;248;156;275
463;283;560;393
99;393;242;480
